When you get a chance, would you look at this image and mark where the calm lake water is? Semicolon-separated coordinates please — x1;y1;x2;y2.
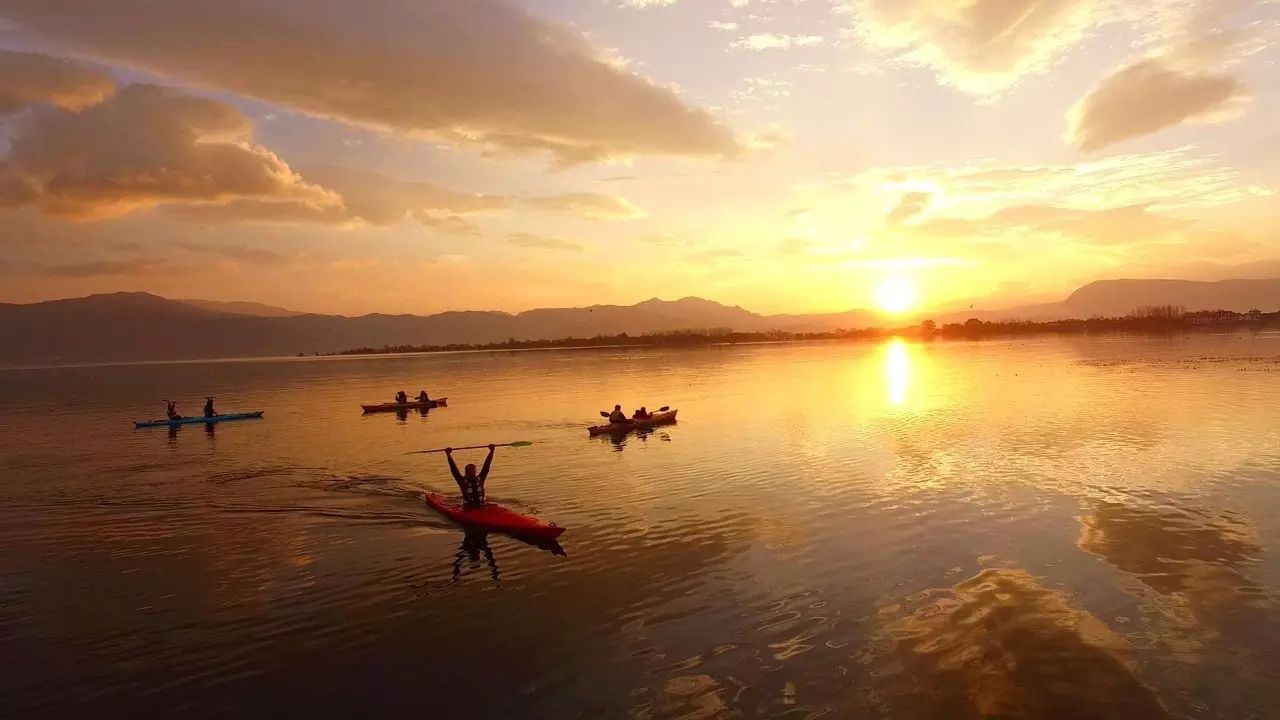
4;335;1280;719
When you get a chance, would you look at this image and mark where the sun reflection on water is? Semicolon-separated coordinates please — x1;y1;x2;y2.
885;338;911;407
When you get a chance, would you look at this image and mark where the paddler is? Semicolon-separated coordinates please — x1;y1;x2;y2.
203;396;216;417
445;444;495;509
608;404;632;425
416;390;431;403
395;390;408;404
632;406;650;420
166;401;180;420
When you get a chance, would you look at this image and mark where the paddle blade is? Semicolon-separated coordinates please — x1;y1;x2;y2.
507;441;534;448
657;406;670;412
599;411;610;418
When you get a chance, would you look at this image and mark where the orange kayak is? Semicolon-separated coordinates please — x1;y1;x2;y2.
425;493;565;541
361;397;447;413
587;409;678;436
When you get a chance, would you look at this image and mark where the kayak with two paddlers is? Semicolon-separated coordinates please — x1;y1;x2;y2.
361;397;448;413
588;404;677;435
135;396;264;428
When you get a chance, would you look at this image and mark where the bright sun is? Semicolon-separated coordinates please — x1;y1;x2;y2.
876;277;917;314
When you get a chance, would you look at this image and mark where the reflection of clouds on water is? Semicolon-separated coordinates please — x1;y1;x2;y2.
861;568;1170;719
1079;501;1263;614
631;674;730;720
1077;500;1278;674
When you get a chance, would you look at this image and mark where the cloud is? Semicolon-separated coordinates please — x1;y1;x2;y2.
914;203;1193;245
522;193;644;220
776;237;817;255
1;0;738;163
640;232;684;245
0;49;115;114
507;232;584;252
729;33;824;51
36;258;183;277
169;164;507;227
685;248;744;262
620;0;678;6
886;191;931;226
176;242;287;265
0;83;337;219
1068;59;1246;151
1066;0;1267;152
414;212;482;236
849;0;1105;94
857;147;1265;214
709;21;739;31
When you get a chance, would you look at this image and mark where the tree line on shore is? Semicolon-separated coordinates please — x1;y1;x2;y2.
319;306;1280;357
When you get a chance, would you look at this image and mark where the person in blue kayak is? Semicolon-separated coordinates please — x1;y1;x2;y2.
608;404;632;425
395;390;408;404
203;396;216;417
416;390;431;403
166;401;180;421
445;444;495;508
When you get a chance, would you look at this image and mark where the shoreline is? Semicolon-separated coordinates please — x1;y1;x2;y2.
5;324;1279;372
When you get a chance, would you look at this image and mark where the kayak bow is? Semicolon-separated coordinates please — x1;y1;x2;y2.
361;397;448;413
587;409;678;436
134;411;264;428
425;492;565;541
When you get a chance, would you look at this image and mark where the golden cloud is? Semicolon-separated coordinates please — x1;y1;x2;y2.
0;83;337;219
850;0;1105;94
522;193;645;220
1;0;739;163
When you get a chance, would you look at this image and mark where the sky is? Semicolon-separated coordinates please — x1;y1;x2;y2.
0;0;1277;317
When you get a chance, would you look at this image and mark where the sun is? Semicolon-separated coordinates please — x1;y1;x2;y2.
875;277;917;314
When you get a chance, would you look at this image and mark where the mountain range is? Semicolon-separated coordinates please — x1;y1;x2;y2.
3;277;1279;365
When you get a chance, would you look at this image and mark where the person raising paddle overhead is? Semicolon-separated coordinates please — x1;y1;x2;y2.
445;444;495;509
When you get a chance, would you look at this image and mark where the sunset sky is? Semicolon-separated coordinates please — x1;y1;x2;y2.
1;0;1277;316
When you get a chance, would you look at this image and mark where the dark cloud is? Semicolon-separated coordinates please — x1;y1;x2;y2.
1069;58;1246;151
0;0;739;163
0;49;114;114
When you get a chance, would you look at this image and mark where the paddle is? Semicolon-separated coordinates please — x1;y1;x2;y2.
405;441;533;455
599;405;671;419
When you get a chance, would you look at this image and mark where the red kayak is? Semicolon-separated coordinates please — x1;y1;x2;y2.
361;397;447;413
425;493;565;541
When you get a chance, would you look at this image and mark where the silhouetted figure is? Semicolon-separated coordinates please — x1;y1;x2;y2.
395;390;408;404
632;406;650;420
608;404;632;425
446;444;495;509
416;390;431;403
166;401;180;420
203;396;216;417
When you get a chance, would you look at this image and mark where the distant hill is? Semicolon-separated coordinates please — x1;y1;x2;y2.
928;279;1280;324
4;278;1279;365
0;292;872;365
176;299;303;317
1061;279;1280;317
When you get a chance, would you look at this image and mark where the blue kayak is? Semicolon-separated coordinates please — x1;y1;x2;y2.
134;411;264;428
